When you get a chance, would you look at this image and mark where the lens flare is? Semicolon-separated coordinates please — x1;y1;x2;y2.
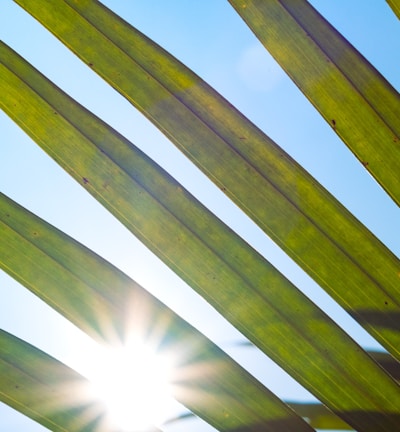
76;337;176;431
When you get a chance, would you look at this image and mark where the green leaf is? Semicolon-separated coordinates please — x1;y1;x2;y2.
237;339;400;382
368;351;400;381
0;329;114;432
0;192;312;432
387;0;400;19
2;41;400;431
165;403;353;431
286;402;351;430
12;0;400;365
228;0;400;205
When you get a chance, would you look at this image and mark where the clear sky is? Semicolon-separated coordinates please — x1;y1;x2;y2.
0;1;399;431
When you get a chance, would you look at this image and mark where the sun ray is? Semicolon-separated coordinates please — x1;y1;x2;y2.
67;320;178;431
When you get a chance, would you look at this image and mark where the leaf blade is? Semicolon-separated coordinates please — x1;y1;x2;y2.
164;404;354;431
0;330;114;432
229;0;400;203
387;0;400;19
0;192;313;432
12;0;400;364
2;40;400;431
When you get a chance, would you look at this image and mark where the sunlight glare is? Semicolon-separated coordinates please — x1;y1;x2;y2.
83;338;176;431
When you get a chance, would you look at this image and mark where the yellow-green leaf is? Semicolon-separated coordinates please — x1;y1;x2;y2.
0;329;115;432
166;403;353;431
0;192;312;432
229;0;400;205
387;0;400;19
12;0;400;365
2;41;400;431
286;402;351;430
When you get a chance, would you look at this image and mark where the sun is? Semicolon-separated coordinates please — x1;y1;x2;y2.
71;335;177;431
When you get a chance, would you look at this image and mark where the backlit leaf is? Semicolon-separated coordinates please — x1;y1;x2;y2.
2;39;400;431
12;0;400;366
0;192;312;432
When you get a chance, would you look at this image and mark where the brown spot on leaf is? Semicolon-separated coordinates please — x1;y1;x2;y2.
82;177;89;184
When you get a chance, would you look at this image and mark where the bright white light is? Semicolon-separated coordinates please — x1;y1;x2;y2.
74;337;176;431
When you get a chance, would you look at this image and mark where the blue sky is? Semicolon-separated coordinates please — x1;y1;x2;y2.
0;1;399;431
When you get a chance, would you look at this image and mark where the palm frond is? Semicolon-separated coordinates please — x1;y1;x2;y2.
12;0;400;363
1;2;399;431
